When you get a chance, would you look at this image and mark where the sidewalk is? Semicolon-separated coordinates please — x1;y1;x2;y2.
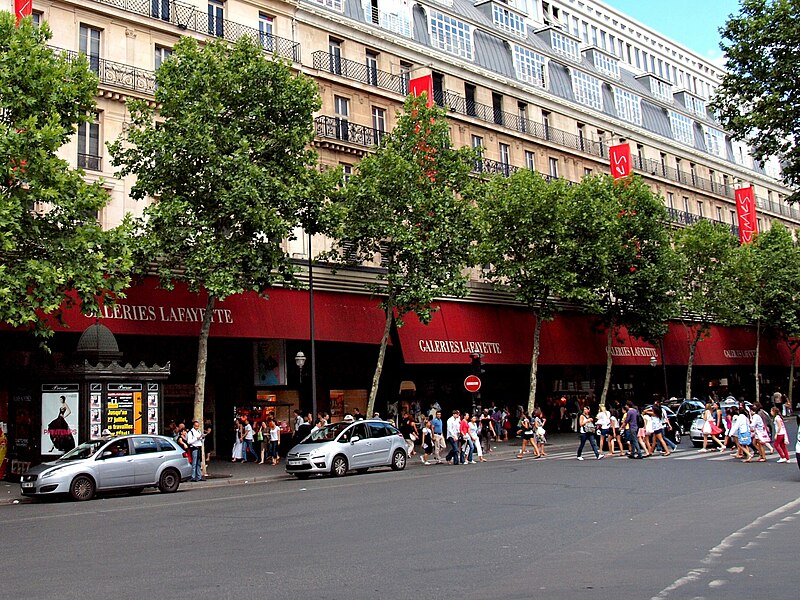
1;433;580;505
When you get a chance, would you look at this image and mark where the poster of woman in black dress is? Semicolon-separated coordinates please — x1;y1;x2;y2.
44;394;77;454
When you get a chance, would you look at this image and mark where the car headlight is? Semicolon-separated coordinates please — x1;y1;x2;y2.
41;466;67;479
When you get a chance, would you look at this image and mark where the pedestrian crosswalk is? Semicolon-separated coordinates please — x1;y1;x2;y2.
502;448;754;463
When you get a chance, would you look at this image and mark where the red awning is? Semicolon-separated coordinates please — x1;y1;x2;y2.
39;277;388;345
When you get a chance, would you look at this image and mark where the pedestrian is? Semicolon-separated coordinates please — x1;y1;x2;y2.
240;416;257;463
576;405;602;460
267;418;281;465
400;415;417;457
293;409;304;435
770;407;790;463
431;410;445;464
533;407;547;457
258;419;269;464
608;409;623;456
469;415;484;463
646;406;671;457
749;407;769;462
479;409;495;454
641;408;653;457
420;417;433;465
203;419;214;469
730;407;753;461
294;414;312;443
699;402;725;452
352;407;364;421
460;413;474;464
186;420;205;481
595;404;612;455
231;418;243;462
516;414;537;459
445;410;462;465
621;401;643;459
755;402;775;454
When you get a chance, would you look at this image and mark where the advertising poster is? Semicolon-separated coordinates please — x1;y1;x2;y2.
147;383;159;435
253;340;287;386
41;384;79;456
105;383;142;437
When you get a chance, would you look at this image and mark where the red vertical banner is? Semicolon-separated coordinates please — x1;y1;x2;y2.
409;75;434;108
15;0;33;26
735;186;758;244
609;143;632;179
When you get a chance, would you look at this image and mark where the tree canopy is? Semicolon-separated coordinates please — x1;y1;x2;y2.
711;0;800;201
0;14;132;337
333;95;479;415
110;35;330;422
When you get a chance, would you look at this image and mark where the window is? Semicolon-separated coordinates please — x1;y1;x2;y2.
79;24;101;74
571;70;602;111
77;113;101;171
650;78;672;103
729;210;736;226
366;51;378;86
378;1;412;37
550;30;580;62
703;126;726;159
518;102;528;133
157;438;176;452
309;0;344;11
369;0;379;24
577;123;585;151
493;5;526;38
334;96;349;141
465;83;477;117
660;152;667;176
31;11;42;26
151;0;170;21
429;10;473;60
472;135;484;171
613;88;642;125
499;142;511;175
596;129;606;157
471;135;483;149
716;206;723;222
667;192;674;209
492;92;503;126
669;111;694;146
696;201;704;218
399;61;412;95
548;157;558;178
328;39;342;75
593;52;620;79
525;150;535;171
132;437;159;454
259;13;274;51
690;163;697;186
341;163;353;182
372;106;386;144
512;45;546;89
208;1;224;37
583;167;592;177
154;45;172;70
682;197;690;213
543;111;551;140
685;94;706;117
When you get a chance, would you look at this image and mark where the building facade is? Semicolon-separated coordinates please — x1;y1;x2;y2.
1;0;796;469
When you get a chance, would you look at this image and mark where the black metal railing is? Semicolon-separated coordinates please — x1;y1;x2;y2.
53;46;157;95
312;51;406;94
314;115;382;148
667;207;739;236
91;0;300;62
78;153;103;171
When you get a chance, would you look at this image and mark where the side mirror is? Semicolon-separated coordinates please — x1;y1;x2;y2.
350;435;361;444
100;450;113;459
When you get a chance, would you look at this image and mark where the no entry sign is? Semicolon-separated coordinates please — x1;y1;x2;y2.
464;375;482;393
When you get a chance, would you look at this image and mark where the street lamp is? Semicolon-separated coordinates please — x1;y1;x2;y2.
295;351;306;383
649;356;657;368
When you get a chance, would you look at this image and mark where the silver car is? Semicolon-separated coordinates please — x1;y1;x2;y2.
20;434;192;501
285;419;407;479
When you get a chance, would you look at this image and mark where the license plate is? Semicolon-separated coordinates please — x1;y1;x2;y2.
288;460;303;466
21;482;34;488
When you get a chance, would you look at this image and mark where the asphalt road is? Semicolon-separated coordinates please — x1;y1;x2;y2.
2;440;798;600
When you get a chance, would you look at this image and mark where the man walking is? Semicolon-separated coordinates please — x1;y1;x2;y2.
430;410;445;464
622;401;643;459
446;409;462;465
186;420;206;481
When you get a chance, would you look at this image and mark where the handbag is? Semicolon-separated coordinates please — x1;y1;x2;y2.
582;421;596;434
738;428;752;445
709;422;723;436
256;431;263;442
536;427;546;436
409;432;418;442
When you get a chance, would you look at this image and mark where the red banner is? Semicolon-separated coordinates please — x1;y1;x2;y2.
409;75;434;108
609;143;632;179
735;186;758;244
15;0;32;26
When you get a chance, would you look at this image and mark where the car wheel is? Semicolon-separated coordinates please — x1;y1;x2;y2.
391;449;407;471
673;430;681;444
294;473;310;480
158;468;180;493
331;455;348;477
70;475;95;501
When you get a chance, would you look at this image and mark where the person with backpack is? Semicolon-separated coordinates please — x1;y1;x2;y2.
621;401;643;459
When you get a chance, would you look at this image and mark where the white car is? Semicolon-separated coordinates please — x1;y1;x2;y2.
20;434;192;501
285;419;407;479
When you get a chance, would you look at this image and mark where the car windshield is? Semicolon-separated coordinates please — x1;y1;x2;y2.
307;422;350;442
57;440;104;461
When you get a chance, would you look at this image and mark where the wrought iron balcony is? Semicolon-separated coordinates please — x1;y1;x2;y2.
314;115;383;148
312;51;407;94
78;153;103;171
53;46;156;95
91;0;300;63
666;207;739;236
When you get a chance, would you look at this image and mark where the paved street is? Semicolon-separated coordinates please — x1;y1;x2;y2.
2;434;798;600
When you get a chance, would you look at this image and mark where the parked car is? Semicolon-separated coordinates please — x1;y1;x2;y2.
20;434;192;501
674;399;705;435
689;399;753;447
285;419;407;479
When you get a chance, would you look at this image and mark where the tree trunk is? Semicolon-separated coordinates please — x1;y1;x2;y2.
754;318;761;405
686;326;701;400
527;308;544;415
789;344;796;409
194;294;216;425
600;326;613;406
367;296;394;419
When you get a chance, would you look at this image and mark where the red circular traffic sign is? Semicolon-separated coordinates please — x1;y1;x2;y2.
464;375;482;393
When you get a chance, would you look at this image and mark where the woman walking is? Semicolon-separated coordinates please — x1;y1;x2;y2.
646;406;671;457
420;417;434;465
533;407;547;458
258;419;269;464
576;406;602;460
516;414;537;458
267;418;281;465
595;404;612;455
731;407;753;461
700;402;725;452
231;418;243;462
770;407;790;463
749;407;769;462
609;409;623;456
469;415;485;462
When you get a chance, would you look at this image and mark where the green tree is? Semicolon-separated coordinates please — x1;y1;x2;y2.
478;170;598;414
673;220;742;399
109;36;330;424
332;96;478;417
0;15;132;337
711;0;800;201
576;176;679;406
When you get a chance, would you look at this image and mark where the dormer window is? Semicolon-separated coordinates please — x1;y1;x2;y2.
492;4;527;38
590;49;619;79
571;70;602;111
550;30;580;62
429;9;473;60
512;45;547;88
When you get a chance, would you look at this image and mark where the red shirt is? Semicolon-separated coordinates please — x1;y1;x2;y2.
459;419;470;435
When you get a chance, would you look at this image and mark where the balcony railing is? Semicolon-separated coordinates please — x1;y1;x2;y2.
666;207;739;236
312;51;406;94
78;153;103;171
91;0;300;63
53;46;156;95
314;115;382;148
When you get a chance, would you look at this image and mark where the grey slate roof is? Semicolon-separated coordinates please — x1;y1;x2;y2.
474;30;515;79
